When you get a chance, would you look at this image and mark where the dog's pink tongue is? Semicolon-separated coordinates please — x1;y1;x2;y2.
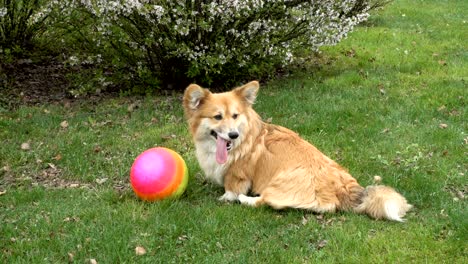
216;137;228;164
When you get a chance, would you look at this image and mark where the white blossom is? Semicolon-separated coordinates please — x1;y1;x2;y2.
0;7;7;18
38;0;369;82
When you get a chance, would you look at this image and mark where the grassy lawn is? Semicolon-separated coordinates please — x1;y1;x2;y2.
1;0;466;262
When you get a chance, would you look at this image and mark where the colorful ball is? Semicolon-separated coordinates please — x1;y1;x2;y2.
130;147;188;201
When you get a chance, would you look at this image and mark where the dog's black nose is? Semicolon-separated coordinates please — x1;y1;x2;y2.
228;132;239;139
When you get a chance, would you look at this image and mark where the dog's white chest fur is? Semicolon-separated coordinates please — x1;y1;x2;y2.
195;141;227;186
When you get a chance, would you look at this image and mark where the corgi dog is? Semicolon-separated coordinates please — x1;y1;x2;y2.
183;81;412;221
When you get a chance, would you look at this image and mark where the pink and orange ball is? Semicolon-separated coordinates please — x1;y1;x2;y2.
130;147;188;201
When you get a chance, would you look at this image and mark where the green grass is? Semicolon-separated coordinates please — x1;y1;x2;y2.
1;0;467;262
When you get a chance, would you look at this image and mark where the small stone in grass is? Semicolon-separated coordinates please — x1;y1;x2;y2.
135;246;147;256
21;142;31;150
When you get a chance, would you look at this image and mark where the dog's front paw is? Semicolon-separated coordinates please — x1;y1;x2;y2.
218;191;238;202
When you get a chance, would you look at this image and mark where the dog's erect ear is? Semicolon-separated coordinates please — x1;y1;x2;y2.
234;81;259;105
183;84;209;111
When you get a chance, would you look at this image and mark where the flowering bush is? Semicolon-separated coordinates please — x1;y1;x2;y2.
37;0;374;90
0;0;47;52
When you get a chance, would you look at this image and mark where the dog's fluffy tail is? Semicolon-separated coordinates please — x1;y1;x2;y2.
354;185;412;222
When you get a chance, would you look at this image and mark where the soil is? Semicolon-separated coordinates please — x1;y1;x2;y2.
0;56;74;106
0;56;120;109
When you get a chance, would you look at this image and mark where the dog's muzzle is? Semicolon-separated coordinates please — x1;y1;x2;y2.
211;130;233;150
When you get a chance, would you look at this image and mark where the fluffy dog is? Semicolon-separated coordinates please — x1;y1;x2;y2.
183;81;412;221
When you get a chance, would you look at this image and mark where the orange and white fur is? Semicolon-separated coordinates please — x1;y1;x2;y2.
183;81;412;221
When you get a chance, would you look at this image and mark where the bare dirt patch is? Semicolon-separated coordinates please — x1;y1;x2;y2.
0;56;120;109
1;57;73;107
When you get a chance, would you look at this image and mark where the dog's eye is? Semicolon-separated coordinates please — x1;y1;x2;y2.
232;114;239;119
213;114;222;120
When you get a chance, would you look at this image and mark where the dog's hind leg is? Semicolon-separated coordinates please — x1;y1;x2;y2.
249;168;340;212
